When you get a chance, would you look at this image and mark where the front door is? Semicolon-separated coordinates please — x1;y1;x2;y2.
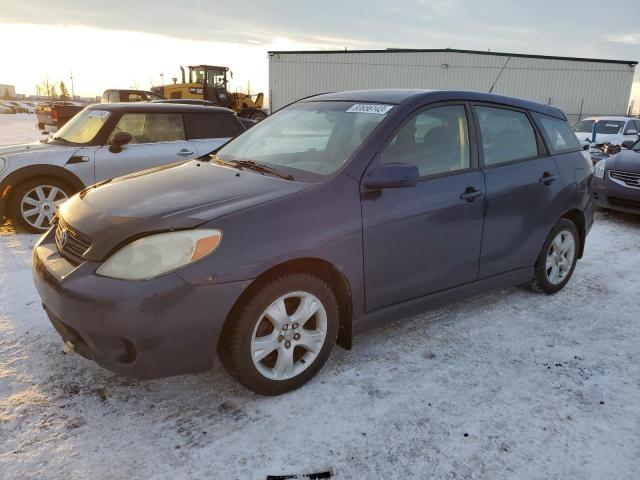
472;104;563;278
94;112;197;182
361;103;485;311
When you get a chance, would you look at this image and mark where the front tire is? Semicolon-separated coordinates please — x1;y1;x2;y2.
530;219;579;294
10;177;72;233
219;273;339;395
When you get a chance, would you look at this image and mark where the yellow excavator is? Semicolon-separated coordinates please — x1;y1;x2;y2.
152;65;267;121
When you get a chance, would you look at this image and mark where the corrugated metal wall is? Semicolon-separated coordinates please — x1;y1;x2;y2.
268;50;636;124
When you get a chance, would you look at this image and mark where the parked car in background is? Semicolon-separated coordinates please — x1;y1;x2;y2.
572;116;640;149
0;103;12;114
1;100;27;113
15;101;36;113
31;90;594;395
1;100;30;113
36;101;86;132
593;138;640;214
152;99;215;106
0;103;247;231
102;89;165;103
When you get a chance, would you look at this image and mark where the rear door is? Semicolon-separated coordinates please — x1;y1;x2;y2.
94;112;197;181
361;103;485;311
473;104;563;278
183;112;244;156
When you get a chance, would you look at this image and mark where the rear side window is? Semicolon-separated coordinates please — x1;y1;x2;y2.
475;106;538;166
109;113;186;143
183;113;244;139
532;112;581;154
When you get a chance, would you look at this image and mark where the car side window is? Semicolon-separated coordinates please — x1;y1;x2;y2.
532;112;581;155
475;106;538;166
624;120;638;134
108;113;186;144
381;105;470;177
183;113;244;139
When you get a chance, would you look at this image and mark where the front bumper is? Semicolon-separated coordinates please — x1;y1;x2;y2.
593;176;640;215
32;228;252;379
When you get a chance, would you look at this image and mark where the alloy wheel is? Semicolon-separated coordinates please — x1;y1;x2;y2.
250;291;328;381
545;230;575;285
20;185;68;230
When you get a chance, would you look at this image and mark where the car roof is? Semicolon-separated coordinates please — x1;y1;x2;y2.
87;102;235;114
304;89;567;119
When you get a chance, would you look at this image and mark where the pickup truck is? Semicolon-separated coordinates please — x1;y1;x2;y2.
36;101;86;132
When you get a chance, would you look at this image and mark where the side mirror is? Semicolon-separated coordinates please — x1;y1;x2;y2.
109;131;132;153
621;140;634;149
363;163;419;189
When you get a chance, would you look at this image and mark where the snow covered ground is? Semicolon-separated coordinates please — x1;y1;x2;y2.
1;113;640;479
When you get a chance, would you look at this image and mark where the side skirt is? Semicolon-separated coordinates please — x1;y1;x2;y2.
353;267;534;335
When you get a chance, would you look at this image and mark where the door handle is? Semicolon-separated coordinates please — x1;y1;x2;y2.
177;149;195;157
539;172;557;185
460;187;483;203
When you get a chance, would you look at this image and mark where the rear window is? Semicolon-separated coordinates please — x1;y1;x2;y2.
532;112;581;155
183;113;244;139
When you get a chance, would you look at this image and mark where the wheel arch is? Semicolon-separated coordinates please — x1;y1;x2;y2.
218;257;353;355
560;208;586;258
1;164;85;213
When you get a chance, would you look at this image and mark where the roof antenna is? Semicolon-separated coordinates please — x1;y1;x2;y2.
489;56;511;93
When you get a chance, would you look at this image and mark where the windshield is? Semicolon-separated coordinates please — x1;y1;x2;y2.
50;109;111;144
573;120;624;134
217;101;392;179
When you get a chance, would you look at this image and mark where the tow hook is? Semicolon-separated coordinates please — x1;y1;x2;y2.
62;340;76;354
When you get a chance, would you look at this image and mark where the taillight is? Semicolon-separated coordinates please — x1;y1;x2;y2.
51;110;58;121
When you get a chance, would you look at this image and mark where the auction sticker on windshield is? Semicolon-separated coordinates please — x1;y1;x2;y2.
346;104;394;114
88;110;111;119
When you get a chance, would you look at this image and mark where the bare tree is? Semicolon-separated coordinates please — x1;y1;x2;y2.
130;78;141;90
38;76;58;100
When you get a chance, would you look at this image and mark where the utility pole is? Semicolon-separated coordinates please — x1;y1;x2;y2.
70;71;76;101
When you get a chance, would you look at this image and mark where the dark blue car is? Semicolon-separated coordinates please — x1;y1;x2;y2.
32;90;594;395
593;140;640;214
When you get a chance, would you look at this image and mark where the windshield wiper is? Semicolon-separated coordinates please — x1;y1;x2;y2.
214;157;294;181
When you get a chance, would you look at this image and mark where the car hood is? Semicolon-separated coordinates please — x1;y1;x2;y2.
0;141;80;159
605;149;640;173
575;132;621;146
60;160;310;261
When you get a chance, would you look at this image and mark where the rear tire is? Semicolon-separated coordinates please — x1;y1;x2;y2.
530;219;579;294
247;110;267;122
219;273;339;395
10;177;72;233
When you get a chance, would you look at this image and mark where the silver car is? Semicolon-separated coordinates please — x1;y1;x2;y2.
0;103;246;231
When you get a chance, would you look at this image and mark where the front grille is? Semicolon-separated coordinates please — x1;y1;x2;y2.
609;170;640;189
608;196;640;209
55;219;91;264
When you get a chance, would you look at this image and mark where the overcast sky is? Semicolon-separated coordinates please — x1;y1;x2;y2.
2;0;639;104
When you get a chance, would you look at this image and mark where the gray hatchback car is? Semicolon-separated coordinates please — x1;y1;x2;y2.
33;90;594;395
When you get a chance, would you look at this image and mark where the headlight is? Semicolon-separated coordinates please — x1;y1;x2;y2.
96;229;222;280
594;159;606;179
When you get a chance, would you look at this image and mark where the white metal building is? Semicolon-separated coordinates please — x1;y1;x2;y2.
268;49;637;123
